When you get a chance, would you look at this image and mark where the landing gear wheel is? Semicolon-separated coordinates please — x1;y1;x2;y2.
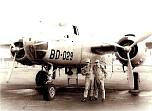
43;83;56;101
36;71;48;87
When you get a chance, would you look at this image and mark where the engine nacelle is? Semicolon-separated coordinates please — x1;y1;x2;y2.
115;35;147;67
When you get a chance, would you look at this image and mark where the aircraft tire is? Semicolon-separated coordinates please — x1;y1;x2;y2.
36;71;48;87
43;83;56;101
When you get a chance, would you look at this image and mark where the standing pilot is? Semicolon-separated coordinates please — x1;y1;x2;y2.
93;59;107;101
81;59;94;102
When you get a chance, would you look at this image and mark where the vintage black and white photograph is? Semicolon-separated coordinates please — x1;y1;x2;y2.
0;0;152;111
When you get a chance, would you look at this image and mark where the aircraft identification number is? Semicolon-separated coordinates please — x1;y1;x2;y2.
49;49;73;60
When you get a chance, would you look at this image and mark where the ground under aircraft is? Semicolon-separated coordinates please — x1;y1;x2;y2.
7;25;152;101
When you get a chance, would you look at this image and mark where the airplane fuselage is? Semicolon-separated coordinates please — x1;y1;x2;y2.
24;37;102;66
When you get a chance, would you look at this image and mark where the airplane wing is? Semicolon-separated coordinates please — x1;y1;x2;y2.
0;44;10;48
91;44;115;54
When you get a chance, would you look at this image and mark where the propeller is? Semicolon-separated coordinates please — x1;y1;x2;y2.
124;32;152;89
11;43;24;52
108;32;152;50
7;43;24;83
6;53;16;83
100;33;152;89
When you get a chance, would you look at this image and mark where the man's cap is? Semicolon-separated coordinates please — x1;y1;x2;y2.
85;59;91;63
95;59;100;63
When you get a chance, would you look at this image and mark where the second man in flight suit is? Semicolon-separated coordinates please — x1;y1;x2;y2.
93;59;107;101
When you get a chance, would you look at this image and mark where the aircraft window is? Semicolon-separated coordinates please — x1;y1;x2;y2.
64;35;69;38
34;42;48;59
73;25;79;35
35;42;48;50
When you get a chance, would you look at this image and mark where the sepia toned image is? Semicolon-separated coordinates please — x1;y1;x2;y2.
0;0;152;111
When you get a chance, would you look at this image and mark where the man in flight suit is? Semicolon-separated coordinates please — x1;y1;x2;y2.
93;59;107;101
81;59;94;102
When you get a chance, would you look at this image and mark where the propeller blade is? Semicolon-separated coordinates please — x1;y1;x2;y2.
112;43;125;49
130;32;152;48
127;52;134;89
6;53;16;83
103;42;125;49
11;47;24;52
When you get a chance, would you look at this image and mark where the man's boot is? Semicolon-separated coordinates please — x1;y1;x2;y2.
81;98;87;102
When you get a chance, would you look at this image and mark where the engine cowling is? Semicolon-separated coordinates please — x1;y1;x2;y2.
115;34;147;67
10;39;33;65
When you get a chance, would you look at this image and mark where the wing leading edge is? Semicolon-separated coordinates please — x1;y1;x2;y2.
91;44;115;55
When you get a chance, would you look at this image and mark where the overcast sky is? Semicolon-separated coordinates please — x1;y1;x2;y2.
0;0;152;43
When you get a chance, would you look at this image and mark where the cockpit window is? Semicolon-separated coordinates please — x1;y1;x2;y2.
73;25;79;35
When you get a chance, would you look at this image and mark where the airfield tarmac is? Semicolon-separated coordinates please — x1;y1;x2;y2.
0;65;152;111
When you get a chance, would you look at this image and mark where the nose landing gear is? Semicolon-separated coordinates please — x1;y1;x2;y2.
43;83;56;101
35;65;57;101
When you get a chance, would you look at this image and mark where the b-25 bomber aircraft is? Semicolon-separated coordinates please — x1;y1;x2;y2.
8;25;152;100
